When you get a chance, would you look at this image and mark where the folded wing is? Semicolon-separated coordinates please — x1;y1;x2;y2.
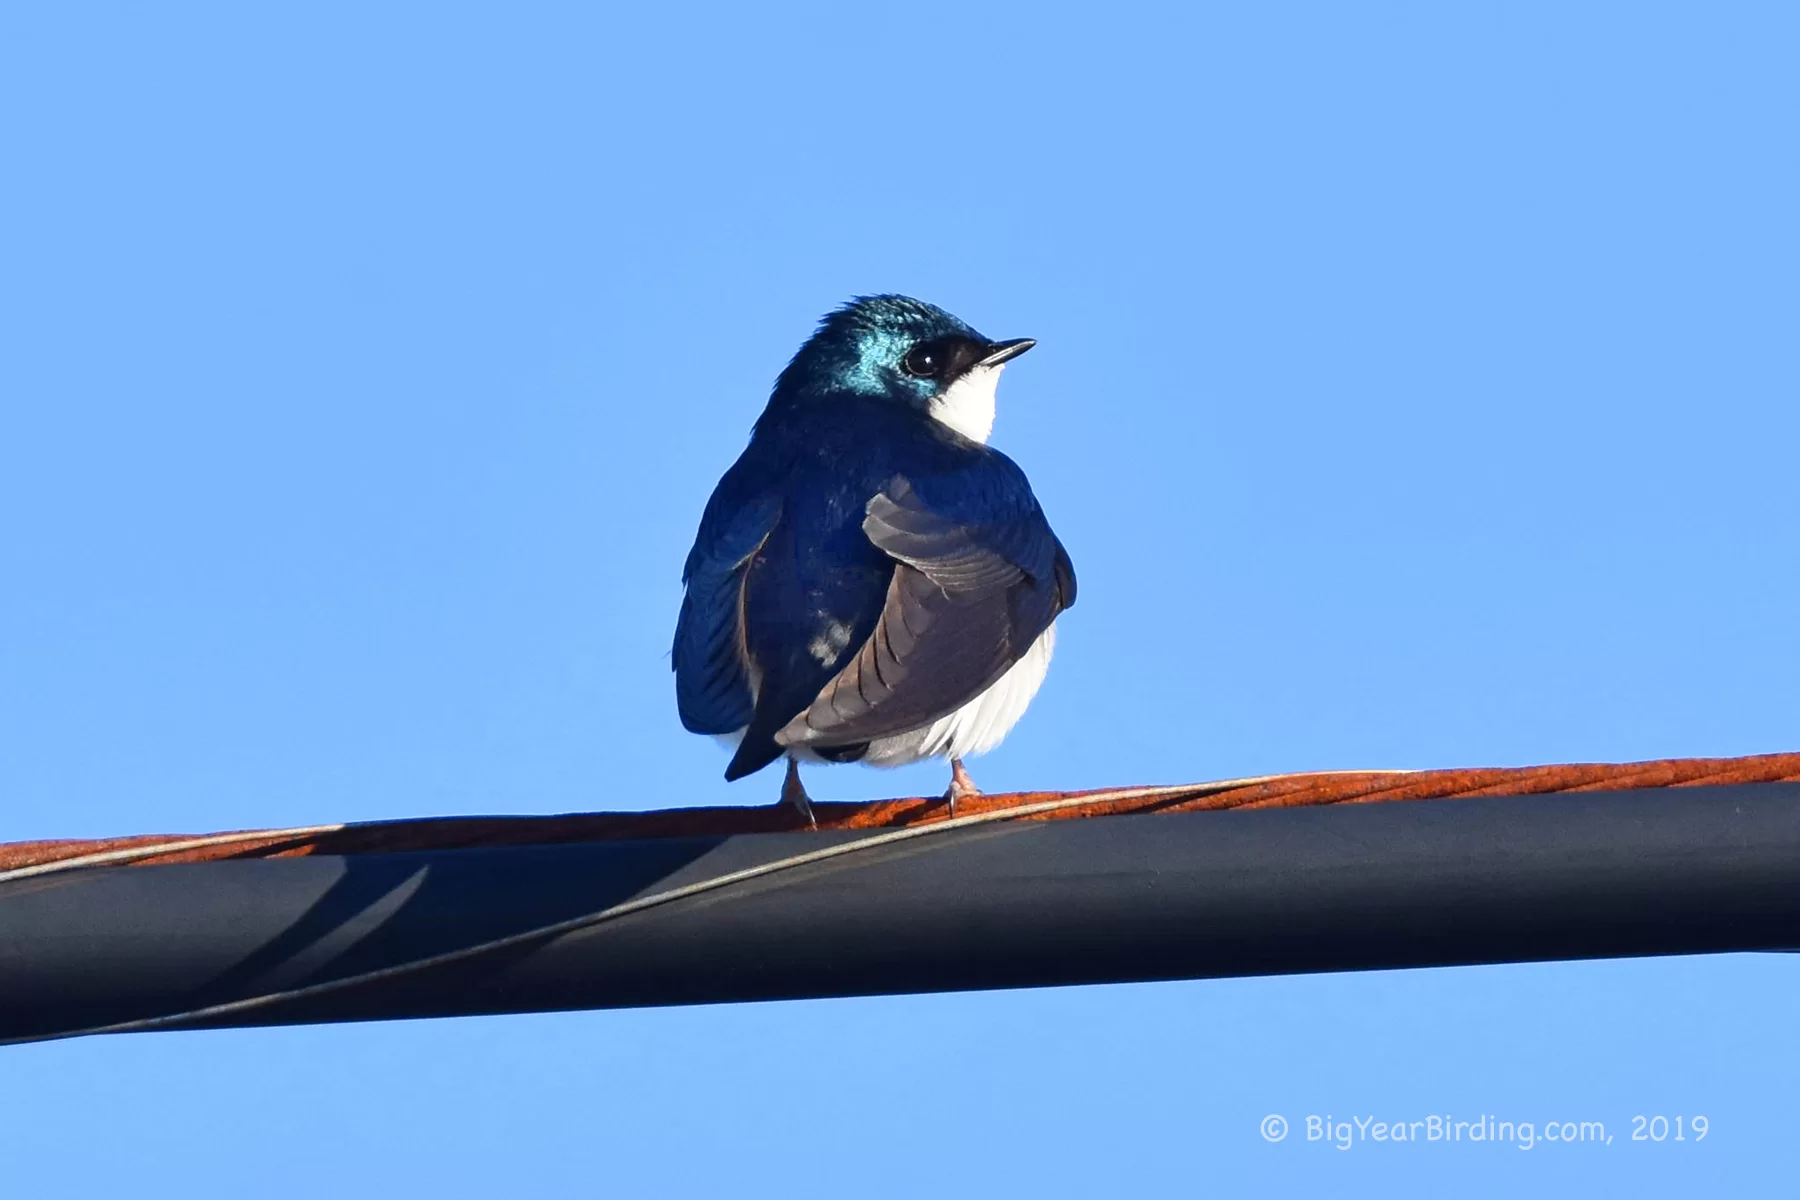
672;492;781;735
777;463;1075;751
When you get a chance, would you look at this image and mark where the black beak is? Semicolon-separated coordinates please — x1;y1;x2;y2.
977;338;1036;367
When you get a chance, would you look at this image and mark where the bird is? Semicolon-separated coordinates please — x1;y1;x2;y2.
672;295;1076;825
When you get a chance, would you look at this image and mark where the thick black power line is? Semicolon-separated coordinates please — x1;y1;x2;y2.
4;782;1799;1043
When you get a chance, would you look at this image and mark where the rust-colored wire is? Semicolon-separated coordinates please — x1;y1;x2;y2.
4;751;1798;879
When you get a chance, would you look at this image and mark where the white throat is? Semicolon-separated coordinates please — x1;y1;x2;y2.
928;363;1003;444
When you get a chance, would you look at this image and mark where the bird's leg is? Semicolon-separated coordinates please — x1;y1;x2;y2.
780;757;818;829
944;757;981;816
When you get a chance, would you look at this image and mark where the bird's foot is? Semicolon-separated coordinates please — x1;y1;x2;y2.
780;758;818;830
943;757;981;817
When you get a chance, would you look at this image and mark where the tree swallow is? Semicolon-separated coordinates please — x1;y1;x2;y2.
673;295;1076;823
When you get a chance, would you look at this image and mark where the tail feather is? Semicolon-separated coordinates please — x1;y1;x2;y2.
725;728;786;782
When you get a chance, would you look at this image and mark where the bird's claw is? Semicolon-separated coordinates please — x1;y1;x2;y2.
781;758;818;829
943;758;981;817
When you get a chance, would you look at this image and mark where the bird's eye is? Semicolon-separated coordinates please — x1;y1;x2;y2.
901;343;942;378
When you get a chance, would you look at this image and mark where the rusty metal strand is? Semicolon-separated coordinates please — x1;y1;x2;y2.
4;751;1798;875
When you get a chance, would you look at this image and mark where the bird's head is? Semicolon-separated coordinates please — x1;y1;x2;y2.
770;295;1035;444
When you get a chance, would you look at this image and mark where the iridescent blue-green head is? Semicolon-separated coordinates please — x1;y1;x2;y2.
767;295;1035;444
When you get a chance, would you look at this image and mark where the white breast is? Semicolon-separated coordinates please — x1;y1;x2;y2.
928;363;1003;444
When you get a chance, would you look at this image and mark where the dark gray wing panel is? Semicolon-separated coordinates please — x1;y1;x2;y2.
777;472;1071;749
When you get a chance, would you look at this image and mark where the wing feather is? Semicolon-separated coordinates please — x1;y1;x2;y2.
672;493;780;734
777;468;1073;750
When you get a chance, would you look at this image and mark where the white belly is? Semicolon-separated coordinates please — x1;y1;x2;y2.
859;622;1057;767
715;622;1057;768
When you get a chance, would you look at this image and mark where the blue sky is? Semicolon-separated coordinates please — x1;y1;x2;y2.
2;2;1796;1194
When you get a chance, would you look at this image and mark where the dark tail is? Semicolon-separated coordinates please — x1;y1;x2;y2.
725;728;785;782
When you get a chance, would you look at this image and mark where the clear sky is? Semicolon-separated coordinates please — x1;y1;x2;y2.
3;2;1796;1194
